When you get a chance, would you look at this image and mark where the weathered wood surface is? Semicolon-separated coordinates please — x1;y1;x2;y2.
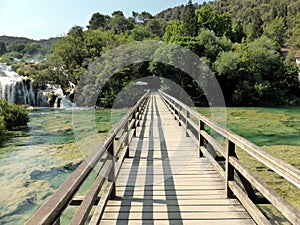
101;94;255;225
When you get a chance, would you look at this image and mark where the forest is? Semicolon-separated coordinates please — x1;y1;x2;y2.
0;0;300;107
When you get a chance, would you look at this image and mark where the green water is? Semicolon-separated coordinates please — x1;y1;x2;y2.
0;108;112;225
197;106;300;147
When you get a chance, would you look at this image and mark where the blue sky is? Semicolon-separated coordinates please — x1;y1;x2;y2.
0;0;205;40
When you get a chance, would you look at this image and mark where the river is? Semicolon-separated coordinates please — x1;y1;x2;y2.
0;108;112;225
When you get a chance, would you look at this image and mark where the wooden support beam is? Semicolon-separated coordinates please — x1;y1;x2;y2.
226;139;235;198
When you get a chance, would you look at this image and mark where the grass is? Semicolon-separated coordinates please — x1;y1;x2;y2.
197;106;300;224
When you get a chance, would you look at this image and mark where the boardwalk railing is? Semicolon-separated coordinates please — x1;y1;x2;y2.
26;91;150;225
159;90;300;225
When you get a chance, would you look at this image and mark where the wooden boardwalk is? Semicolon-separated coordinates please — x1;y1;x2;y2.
100;94;255;225
26;91;300;225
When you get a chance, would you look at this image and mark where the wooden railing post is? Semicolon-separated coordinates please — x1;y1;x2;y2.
124;121;129;158
226;139;235;198
186;110;190;137
108;140;116;198
199;120;204;157
133;109;137;137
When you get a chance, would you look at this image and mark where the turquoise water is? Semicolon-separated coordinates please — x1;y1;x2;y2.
0;109;84;225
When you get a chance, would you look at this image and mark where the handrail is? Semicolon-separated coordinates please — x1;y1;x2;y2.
26;90;150;225
158;90;300;225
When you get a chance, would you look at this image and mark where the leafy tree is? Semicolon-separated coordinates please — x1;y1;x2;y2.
146;18;167;37
87;12;110;30
182;0;198;37
132;11;153;24
24;42;41;56
231;20;246;43
47;26;86;87
0;41;6;56
263;16;286;45
130;27;157;41
247;9;264;41
196;4;232;37
163;20;183;42
110;11;134;34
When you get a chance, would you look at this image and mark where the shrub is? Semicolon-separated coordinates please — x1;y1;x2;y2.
0;100;29;130
0;116;6;143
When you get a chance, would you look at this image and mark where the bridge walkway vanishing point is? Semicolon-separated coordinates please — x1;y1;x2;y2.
100;94;255;224
26;90;300;225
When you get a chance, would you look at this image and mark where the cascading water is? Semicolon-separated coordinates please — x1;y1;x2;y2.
0;63;76;108
0;63;39;106
0;64;36;106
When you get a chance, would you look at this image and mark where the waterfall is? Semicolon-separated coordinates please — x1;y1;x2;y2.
0;63;76;108
0;64;47;106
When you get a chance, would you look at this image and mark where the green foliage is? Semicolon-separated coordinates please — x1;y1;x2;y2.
246;9;264;41
213;37;300;105
87;12;110;30
263;16;286;45
196;5;232;37
146;18;167;37
0;35;59;60
181;0;198;37
129;27;157;41
0;116;6;142
0;41;6;56
0;100;29;130
25;4;300;108
110;11;134;34
211;0;300;47
163;20;183;42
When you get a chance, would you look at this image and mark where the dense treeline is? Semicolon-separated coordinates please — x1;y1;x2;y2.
2;0;300;106
0;36;60;62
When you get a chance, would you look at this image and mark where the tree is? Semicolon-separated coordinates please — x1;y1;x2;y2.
49;26;86;87
130;27;157;41
132;11;153;24
214;51;242;103
247;9;263;41
0;41;6;56
182;0;198;37
163;20;183;42
87;12;110;30
263;16;286;45
110;10;134;34
196;5;232;37
231;20;246;43
146;18;167;37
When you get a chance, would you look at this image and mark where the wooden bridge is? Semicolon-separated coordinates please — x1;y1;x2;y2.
26;90;300;225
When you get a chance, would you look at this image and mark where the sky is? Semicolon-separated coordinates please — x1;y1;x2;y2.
0;0;205;40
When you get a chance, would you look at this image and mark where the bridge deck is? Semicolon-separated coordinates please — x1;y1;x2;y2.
101;94;255;224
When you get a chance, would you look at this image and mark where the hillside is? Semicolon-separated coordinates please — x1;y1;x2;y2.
212;0;300;48
0;36;60;60
156;0;300;49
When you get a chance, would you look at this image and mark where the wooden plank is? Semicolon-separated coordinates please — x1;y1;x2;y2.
101;211;251;220
229;156;300;224
104;205;246;213
89;182;114;225
100;219;256;225
105;198;241;206
69;161;112;225
228;181;271;225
